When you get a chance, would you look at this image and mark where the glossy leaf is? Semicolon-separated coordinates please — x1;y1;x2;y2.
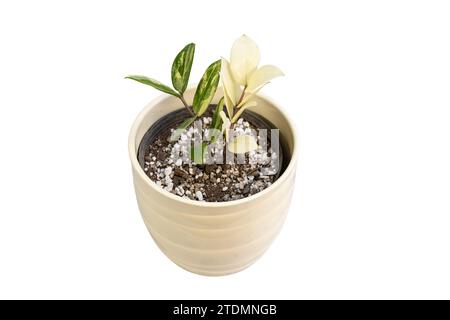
221;58;240;105
220;111;231;142
221;58;240;118
230;35;260;85
247;64;284;92
125;75;179;96
208;98;225;145
190;142;205;164
192;60;222;116
232;101;257;123
228;134;258;154
171;43;195;94
209;128;223;145
211;97;224;130
236;84;264;108
223;90;235;119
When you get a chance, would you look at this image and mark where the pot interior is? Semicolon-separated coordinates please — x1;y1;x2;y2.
137;106;291;181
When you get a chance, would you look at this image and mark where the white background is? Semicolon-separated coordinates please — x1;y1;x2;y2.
0;0;449;299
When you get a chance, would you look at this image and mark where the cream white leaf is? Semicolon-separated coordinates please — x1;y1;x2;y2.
230;35;260;85
228;134;258;154
231;101;257;123
221;58;239;105
247;65;284;92
219;111;231;141
223;90;235;119
236;85;265;109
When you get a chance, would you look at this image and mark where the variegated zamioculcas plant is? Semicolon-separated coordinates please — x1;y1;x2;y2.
126;35;283;163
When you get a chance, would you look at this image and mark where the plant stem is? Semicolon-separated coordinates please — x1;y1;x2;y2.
179;95;195;116
236;85;248;107
229;85;248;124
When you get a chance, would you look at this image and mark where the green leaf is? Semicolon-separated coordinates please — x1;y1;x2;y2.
190;142;205;164
209;129;223;145
125;75;179;96
211;97;224;130
201;142;209;162
208;97;225;145
171;43;195;94
192;60;222;116
170;116;197;141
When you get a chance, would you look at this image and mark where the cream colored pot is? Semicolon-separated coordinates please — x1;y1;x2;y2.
128;87;297;276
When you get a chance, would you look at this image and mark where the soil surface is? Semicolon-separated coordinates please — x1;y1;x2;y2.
143;115;279;202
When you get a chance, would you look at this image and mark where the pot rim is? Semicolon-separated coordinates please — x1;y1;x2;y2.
128;89;298;208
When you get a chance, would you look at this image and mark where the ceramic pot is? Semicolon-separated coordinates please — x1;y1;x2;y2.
128;87;297;276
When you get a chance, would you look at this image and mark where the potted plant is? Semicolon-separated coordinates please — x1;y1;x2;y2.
127;35;298;276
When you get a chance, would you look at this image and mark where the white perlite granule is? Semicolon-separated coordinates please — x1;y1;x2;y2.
164;167;172;176
195;190;203;201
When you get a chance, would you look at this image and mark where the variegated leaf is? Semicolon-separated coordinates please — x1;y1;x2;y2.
125;75;179;96
193;60;221;116
171;43;195;94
